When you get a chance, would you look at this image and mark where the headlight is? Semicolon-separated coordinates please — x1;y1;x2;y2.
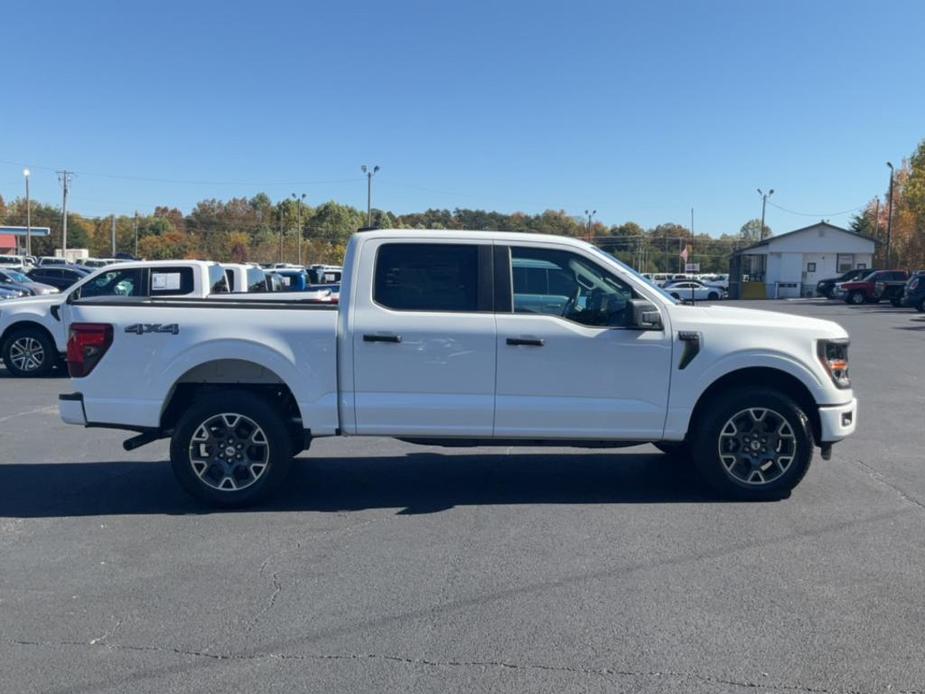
817;339;850;389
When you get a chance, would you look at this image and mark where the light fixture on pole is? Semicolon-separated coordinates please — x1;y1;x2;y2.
23;169;31;256
292;193;306;265
757;188;774;240
584;209;596;243
886;162;895;268
361;165;380;227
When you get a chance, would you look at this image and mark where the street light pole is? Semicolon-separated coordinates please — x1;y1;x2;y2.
292;193;306;265
584;209;596;243
757;188;774;240
23;169;31;256
133;211;139;258
57;170;73;255
886;162;895;267
361;165;380;227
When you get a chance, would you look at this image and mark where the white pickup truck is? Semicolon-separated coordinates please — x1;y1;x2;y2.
59;230;857;505
0;260;227;376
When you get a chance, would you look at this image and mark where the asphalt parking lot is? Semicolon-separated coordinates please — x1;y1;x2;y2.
1;300;924;694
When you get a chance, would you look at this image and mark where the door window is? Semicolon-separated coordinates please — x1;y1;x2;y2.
374;243;481;312
510;246;636;327
74;268;145;298
151;267;194;296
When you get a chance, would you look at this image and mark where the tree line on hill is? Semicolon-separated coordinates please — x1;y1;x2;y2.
0;193;745;273
2;136;922;272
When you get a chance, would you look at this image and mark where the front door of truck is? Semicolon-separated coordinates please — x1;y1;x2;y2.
351;239;496;437
493;244;672;440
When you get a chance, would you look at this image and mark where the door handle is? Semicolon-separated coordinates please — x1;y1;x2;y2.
506;337;544;347
363;333;401;343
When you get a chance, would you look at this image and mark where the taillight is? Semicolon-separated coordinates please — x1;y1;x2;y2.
67;323;113;378
817;339;850;389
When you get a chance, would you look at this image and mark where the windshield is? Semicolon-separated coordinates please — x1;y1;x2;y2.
3;270;29;282
587;246;680;304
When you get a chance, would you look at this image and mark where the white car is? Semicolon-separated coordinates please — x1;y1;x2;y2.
0;260;225;376
60;229;857;505
664;281;725;301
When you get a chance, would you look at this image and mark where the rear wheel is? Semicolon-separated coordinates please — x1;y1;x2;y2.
2;327;56;377
691;389;813;500
847;291;865;305
890;296;903;307
170;390;293;507
916;298;925;313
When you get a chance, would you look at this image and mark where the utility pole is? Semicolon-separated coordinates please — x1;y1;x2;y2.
292;193;306;265
111;215;117;256
886;162;895;267
23;169;31;256
361;165;380;227
584;209;596;243
757;188;774;241
278;206;284;263
133;211;139;258
57;170;73;255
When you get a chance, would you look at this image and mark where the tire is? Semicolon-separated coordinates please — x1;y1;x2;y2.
847;291;865;305
169;390;293;508
916;299;925;313
691;388;813;501
1;327;57;377
707;292;719;300
890;296;902;308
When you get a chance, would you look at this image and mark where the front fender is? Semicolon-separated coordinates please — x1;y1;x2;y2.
664;349;834;440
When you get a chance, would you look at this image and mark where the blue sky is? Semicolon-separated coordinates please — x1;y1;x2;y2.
2;0;922;237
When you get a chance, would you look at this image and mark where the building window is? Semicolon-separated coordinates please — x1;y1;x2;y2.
806;262;816;273
836;254;854;273
857;263;867;270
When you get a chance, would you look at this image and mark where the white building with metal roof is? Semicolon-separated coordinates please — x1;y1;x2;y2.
731;222;876;298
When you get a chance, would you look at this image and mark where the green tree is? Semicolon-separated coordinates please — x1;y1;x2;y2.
739;218;771;244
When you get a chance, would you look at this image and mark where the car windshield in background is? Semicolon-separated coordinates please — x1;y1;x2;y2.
246;268;267;292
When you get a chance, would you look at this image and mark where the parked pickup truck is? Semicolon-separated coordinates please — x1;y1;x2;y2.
835;270;909;305
59;230;858;505
0;260;227;376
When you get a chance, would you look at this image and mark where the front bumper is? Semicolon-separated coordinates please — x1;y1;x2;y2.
818;398;857;443
59;393;87;426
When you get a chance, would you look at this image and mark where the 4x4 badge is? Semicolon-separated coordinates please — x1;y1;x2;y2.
125;323;179;335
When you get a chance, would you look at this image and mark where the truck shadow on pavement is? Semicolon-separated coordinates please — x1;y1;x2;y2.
0;451;751;518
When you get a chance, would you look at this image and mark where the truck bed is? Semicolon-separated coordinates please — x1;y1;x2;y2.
66;296;340;435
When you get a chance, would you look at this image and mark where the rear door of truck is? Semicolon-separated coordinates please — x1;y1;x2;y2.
349;237;496;437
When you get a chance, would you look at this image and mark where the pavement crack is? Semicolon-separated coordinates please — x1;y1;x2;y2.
5;639;923;694
853;458;925;511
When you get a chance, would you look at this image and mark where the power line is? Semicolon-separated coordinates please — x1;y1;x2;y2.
767;200;865;218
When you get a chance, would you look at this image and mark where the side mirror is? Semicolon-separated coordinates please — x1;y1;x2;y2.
629;299;663;330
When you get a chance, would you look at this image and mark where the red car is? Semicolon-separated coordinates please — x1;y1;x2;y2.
837;270;909;305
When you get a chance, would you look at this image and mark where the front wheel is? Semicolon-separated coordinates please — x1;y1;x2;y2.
890;296;903;307
707;292;719;300
691;389;813;500
916;299;925;313
170;390;293;507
